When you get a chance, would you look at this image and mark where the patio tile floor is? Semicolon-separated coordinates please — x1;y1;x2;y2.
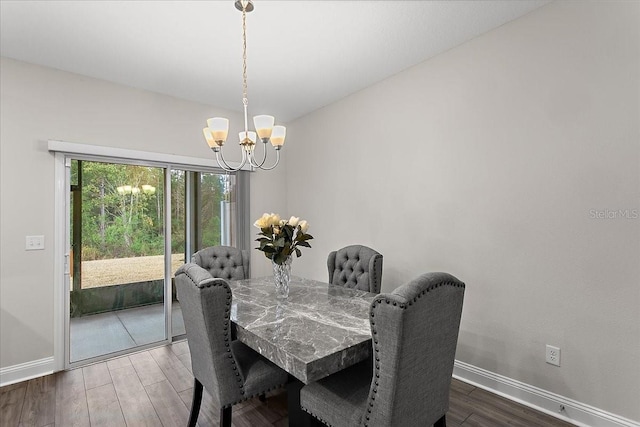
70;302;185;362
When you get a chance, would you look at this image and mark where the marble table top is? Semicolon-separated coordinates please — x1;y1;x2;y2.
228;276;376;384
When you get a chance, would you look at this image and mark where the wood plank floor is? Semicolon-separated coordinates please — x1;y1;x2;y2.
1;341;575;427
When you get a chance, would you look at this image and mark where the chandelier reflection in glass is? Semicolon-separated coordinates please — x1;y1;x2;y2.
203;0;286;172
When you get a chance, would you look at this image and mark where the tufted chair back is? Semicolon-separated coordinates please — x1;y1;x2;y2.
364;272;465;426
328;245;383;293
175;263;288;426
174;264;246;407
192;246;249;280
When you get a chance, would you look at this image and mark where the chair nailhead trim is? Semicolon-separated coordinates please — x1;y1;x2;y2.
302;406;335;427
222;287;245;394
227;383;287;408
179;273;249;397
363;279;465;426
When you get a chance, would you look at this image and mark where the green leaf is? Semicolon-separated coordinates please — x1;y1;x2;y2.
283;225;294;240
274;252;287;265
297;241;312;248
295;248;302;257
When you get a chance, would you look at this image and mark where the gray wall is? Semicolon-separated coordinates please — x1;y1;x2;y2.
0;57;287;368
1;0;638;422
286;1;639;421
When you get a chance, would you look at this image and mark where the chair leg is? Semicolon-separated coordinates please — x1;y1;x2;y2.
434;414;446;427
220;406;232;427
188;378;203;427
286;377;311;427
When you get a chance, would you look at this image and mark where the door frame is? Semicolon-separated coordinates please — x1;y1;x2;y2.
51;140;250;370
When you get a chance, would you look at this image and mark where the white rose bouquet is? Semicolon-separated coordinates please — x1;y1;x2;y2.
254;213;314;265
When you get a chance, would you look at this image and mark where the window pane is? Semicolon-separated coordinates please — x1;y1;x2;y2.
199;172;235;249
70;161;166;363
170;170;236;338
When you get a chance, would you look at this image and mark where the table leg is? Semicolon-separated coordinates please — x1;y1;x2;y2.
287;376;311;427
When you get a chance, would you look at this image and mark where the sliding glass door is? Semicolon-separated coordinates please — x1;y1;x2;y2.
69;160;167;363
66;158;238;366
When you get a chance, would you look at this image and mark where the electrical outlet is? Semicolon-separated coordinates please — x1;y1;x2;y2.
546;345;561;366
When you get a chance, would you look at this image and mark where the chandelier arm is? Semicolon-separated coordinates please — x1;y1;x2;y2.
215;147;248;172
254;149;281;171
247;140;270;169
215;152;240;172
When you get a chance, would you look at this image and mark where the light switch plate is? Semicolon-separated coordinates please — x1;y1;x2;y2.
26;235;45;250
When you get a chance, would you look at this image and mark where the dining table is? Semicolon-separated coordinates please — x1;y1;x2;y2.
228;275;377;426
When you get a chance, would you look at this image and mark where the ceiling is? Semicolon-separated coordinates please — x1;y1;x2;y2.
0;0;549;122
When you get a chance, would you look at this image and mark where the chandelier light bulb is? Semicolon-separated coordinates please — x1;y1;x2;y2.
206;118;230;144
254;115;275;140
270;126;286;148
239;131;257;145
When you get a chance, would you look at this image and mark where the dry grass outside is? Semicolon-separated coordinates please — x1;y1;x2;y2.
77;254;186;288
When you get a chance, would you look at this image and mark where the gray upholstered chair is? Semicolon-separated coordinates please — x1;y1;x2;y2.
328;245;383;293
300;272;465;427
191;245;250;280
175;263;288;427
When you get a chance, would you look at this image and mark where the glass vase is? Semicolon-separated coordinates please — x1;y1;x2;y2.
272;256;292;299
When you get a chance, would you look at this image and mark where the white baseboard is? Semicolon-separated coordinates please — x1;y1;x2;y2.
0;357;55;387
453;360;639;427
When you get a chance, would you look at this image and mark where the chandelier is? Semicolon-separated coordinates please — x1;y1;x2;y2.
203;0;286;172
